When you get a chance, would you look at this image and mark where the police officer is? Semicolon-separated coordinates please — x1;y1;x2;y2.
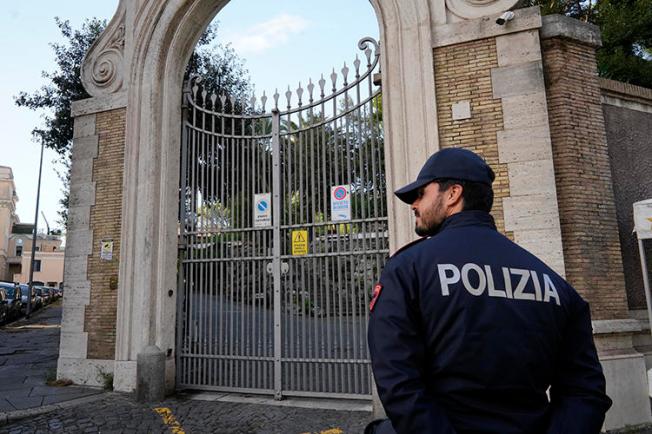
367;148;611;434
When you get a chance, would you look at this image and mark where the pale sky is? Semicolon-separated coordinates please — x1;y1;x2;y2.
0;1;379;232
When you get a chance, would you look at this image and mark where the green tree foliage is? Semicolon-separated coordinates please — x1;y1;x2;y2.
15;18;105;228
15;18;251;228
521;0;652;88
595;0;652;87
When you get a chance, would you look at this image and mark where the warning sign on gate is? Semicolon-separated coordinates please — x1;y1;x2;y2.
291;230;309;256
254;193;272;228
330;184;351;222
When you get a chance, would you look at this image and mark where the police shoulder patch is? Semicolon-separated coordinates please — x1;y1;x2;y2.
391;236;428;258
369;283;383;312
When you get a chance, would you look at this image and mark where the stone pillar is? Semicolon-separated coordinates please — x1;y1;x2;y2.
432;6;566;275
540;14;652;429
57;93;127;388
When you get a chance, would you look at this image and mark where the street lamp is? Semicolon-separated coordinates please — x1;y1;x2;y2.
26;139;45;319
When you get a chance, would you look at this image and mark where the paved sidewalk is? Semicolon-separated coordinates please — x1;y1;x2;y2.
0;301;373;433
0;302;102;414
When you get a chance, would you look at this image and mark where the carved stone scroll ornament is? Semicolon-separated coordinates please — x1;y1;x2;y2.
446;0;521;20
80;2;126;97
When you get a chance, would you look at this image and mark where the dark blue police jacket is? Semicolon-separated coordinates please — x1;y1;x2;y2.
368;211;612;434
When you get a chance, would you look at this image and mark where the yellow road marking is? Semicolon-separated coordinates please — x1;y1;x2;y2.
153;407;186;434
300;429;344;434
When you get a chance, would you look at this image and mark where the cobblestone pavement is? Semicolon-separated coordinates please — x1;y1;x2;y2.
0;301;101;413
3;391;652;434
0;393;373;433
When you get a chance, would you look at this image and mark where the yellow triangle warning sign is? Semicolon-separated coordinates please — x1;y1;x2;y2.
292;230;308;256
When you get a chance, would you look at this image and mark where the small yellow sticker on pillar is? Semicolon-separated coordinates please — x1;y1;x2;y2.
100;240;114;261
291;230;309;256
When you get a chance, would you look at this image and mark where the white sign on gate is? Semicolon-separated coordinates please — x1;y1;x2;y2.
331;185;351;222
634;199;652;240
254;193;272;227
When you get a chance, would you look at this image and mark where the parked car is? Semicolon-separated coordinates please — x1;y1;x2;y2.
44;286;60;301
18;284;40;312
34;286;51;305
0;287;9;324
0;282;22;320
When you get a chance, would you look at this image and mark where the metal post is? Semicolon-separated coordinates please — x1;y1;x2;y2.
271;108;282;400
638;239;652;337
27;140;45;319
176;83;190;386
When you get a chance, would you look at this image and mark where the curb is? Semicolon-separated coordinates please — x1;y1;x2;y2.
0;391;109;427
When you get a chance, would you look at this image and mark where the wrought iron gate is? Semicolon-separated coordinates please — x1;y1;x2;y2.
177;37;388;399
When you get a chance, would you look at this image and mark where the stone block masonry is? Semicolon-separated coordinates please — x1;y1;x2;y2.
434;38;511;238
85;109;126;360
58;105;126;387
541;37;629;320
433;22;565;278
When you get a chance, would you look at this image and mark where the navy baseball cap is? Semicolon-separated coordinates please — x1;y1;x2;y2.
394;147;495;204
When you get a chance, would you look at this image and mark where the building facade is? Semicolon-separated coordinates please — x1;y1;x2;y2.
0;167;19;281
0;169;64;286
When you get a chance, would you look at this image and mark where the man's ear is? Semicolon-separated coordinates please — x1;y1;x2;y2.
447;184;464;206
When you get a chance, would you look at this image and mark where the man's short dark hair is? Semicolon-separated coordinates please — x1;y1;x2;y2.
436;178;494;212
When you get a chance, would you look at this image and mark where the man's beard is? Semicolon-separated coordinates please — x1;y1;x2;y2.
415;219;442;237
414;197;445;237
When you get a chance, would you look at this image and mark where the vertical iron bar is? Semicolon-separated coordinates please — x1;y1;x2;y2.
200;96;206;386
229;112;235;387
218;110;226;387
209;111;216;387
272;108;283;400
189;100;197;386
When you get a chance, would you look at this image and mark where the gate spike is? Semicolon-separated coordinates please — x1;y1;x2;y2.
210;92;217;109
330;68;338;92
307;79;315;104
228;95;235;113
273;89;280;110
261;91;268;113
250;95;257;110
318;74;326;98
342;63;349;86
219;93;227;112
297;82;304;107
192;83;199;99
285;86;292;109
354;55;361;78
365;46;373;67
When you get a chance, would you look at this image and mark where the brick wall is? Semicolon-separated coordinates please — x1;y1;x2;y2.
601;79;652;311
434;38;512;238
84;108;126;359
542;38;628;320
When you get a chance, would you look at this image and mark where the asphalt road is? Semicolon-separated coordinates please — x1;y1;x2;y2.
179;295;372;396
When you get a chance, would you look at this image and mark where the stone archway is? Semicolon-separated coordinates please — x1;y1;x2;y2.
60;0;652;428
75;0;440;392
